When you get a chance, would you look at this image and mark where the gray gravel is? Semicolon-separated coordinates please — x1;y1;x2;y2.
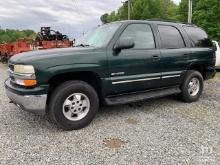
0;63;220;165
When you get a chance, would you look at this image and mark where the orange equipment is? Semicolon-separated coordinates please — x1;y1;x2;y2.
0;27;73;62
0;43;13;62
0;39;33;62
35;27;73;50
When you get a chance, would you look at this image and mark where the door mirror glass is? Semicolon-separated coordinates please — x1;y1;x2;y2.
114;37;135;50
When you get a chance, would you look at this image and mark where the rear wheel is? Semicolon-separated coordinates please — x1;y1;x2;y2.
48;80;99;130
180;70;204;103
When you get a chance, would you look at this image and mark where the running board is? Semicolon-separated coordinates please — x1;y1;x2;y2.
105;87;181;105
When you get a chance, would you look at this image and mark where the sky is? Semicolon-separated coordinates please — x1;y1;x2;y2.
0;0;181;39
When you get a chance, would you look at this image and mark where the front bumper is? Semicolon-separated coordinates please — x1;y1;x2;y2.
5;79;48;115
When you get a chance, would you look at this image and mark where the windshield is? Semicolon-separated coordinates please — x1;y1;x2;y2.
75;23;122;47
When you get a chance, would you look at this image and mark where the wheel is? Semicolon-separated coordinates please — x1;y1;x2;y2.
48;80;99;130
180;70;204;103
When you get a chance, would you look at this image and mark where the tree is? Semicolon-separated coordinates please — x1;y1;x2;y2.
100;0;179;23
178;0;197;22
0;29;36;44
101;13;109;24
178;0;220;41
193;0;220;41
100;0;220;41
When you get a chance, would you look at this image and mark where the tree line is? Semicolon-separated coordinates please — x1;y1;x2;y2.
0;29;36;44
101;0;220;41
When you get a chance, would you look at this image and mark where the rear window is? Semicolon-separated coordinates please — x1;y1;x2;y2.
183;26;212;47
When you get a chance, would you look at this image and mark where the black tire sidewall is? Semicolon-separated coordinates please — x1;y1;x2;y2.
49;81;99;130
181;71;204;102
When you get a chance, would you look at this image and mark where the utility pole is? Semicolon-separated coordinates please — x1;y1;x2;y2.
128;0;131;20
122;0;131;20
188;0;192;23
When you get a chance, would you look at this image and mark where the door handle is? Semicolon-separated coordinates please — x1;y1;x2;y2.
183;54;190;60
152;55;160;61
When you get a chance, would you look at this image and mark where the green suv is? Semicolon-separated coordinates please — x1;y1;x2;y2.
5;20;216;130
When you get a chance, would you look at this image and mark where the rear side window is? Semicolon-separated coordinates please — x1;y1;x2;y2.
119;24;155;49
183;26;212;47
158;25;185;49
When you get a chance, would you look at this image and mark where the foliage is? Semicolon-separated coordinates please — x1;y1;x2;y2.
193;0;220;41
0;29;36;44
101;0;220;41
178;0;220;41
101;0;178;23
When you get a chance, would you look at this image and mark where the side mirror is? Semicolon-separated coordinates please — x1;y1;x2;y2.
114;37;135;51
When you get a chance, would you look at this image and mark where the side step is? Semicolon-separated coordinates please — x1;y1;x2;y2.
105;87;181;106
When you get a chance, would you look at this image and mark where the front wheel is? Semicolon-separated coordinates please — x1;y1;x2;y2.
48;81;99;130
180;70;204;103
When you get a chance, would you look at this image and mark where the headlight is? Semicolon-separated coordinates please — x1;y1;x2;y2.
14;65;35;74
11;65;37;87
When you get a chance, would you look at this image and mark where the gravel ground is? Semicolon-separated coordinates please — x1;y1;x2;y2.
0;63;220;165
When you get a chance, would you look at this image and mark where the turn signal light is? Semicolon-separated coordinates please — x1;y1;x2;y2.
14;78;37;87
23;80;37;87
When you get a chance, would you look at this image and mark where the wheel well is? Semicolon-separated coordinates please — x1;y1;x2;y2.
47;71;102;102
187;64;206;79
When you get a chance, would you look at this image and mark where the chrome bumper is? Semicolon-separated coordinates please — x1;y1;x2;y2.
6;88;47;115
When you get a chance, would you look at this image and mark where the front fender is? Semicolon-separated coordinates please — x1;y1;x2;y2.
36;63;104;84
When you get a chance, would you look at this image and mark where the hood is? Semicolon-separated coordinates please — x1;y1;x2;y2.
9;47;95;64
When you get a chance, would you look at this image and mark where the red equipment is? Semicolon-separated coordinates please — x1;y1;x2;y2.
0;39;33;62
35;27;73;49
12;39;33;55
0;43;13;61
0;27;73;62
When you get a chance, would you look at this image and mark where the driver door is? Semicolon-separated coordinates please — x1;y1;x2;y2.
107;23;162;95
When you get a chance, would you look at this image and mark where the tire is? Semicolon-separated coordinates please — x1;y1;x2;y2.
179;70;204;103
48;80;99;130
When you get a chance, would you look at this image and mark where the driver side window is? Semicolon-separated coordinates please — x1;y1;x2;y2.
119;24;155;49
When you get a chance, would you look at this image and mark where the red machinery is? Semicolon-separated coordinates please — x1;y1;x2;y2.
0;27;73;62
0;43;13;61
35;27;73;50
0;39;33;62
12;39;33;55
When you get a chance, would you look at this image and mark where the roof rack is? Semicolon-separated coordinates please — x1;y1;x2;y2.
146;18;195;25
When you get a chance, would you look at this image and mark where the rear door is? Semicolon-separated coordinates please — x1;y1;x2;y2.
183;26;214;68
107;23;162;95
157;24;190;87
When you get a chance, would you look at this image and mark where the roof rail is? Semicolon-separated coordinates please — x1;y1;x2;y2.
146;18;195;25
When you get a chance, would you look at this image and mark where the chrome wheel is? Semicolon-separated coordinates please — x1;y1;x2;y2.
188;77;200;96
62;93;90;121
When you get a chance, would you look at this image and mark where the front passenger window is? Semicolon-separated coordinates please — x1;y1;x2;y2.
119;24;155;49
